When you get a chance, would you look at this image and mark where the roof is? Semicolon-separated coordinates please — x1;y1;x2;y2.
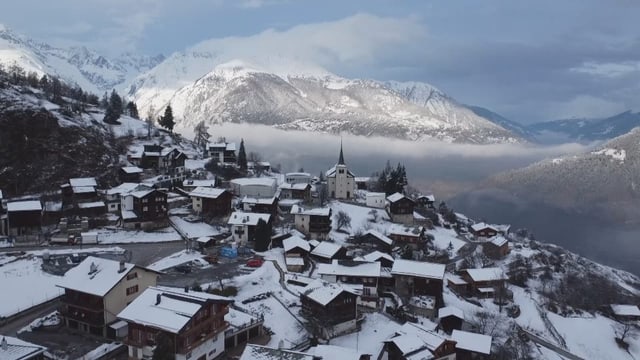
471;222;498;232
77;201;105;209
325;164;355;178
121;210;138;220
302;279;358;306
105;182;145;195
231;177;276;187
362;250;395;264
317;260;381;277
388;322;446;355
279;183;311;191
0;336;47;360
228;212;271;226
306;345;366;360
189;186;227;199
226;308;261;330
285;172;311;177
417;194;435;202
290;205;331;217
128;189;155;199
72;186;96;194
489;236;508;247
121;166;143;174
69;177;97;187
240;344;316;360
438;306;464;319
283;236;311;253
310;241;342;259
446;274;468;285
118;286;232;334
463;268;507;282
182;179;216;188
355;177;370;182
386;192;407;203
451;330;492;355
242;196;277;205
611;304;640;316
391;259;445;280
7;200;42;212
363;229;393;245
285;257;305;266
57;256;153;297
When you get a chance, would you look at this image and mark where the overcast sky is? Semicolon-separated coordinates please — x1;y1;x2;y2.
2;0;640;123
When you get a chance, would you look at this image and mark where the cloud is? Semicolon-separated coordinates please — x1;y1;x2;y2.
238;0;288;9
571;61;640;78
546;95;628;120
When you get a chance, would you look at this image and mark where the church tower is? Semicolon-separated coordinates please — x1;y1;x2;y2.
326;140;356;199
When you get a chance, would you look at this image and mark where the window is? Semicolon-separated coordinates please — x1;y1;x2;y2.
142;198;148;203
126;272;138;280
143;206;148;212
126;285;139;295
338;169;344;174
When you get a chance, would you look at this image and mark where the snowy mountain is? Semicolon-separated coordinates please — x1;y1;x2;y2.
0;24;163;95
467;105;535;140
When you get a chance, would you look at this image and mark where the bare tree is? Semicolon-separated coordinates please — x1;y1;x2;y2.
193;120;210;153
335;211;352;232
470;311;502;336
614;321;636;349
146;104;156;139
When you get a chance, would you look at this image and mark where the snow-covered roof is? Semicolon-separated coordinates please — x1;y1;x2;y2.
391;259;445;280
438;306;464;319
72;186;96;194
231;177;276;187
302;279;358;306
121;210;138;220
362;250;395;264
183;179;216;188
417;194;435;202
398;322;447;351
306;345;366;360
285;172;311;177
611;304;640;317
308;239;320;248
413;211;426;220
57;256;150;297
471;222;498;232
363;229;393;245
386;192;406;203
283;236;311;253
117;286;233;334
355;177;370;182
318;260;381;277
325;164;355;178
489;236;508;247
121;166;143;174
279;183;311;190
69;177;97;187
290;205;331;217
105;182;144;195
0;335;47;360
310;241;342;259
285;257;305;266
207;142;227;149
242;196;277;205
451;330;492;355
128;189;154;199
227;212;271;226
189;186;227;199
240;344;315;360
7;200;42;212
463;268;506;282
226;308;260;331
77;201;105;209
446;274;468;285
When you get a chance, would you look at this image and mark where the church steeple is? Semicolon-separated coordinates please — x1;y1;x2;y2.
338;139;345;165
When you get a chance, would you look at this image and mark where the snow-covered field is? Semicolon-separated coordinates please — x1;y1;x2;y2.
96;227;182;244
329;201;389;244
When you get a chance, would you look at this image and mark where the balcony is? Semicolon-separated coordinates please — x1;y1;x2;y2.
61;305;105;326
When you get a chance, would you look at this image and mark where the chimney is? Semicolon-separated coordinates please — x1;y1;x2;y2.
118;260;126;273
155;294;161;305
1;337;7;351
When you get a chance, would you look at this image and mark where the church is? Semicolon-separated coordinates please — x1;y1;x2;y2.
326;142;356;199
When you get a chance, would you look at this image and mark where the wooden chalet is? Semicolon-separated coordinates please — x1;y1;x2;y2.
451;330;492;360
391;259;445;307
460;268;507;299
300;280;359;339
386;193;416;225
189;187;232;217
383;322;456;360
482;236;509;259
358;229;394;253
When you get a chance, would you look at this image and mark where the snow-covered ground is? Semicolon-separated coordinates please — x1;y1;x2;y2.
331;312;400;357
147;249;207;271
329;201;389;244
96;227;182;244
427;227;466;253
19;311;61;333
169;216;224;239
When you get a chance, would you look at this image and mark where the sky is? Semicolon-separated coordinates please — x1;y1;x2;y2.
2;0;640;123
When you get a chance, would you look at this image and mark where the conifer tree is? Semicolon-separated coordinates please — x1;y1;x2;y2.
159;104;175;132
126;101;139;119
237;139;248;171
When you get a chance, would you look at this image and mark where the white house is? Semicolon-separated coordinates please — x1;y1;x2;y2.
230;177;277;198
227;212;271;246
365;192;386;208
292;205;332;240
285;172;312;184
326;143;356;200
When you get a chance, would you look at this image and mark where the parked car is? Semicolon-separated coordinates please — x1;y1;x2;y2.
174;264;192;273
246;258;264;268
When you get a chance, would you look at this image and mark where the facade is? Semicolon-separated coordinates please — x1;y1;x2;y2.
227;212;272;246
189;187;232;217
121;189;168;230
300;280;359;339
292;206;332;240
241;196;279;219
103;183;149;213
207;142;236;164
278;183;312;202
365;192;386;208
326;143;356;200
57;256;159;338
6;200;42;238
224;308;265;351
119;166;143;183
359;230;394;253
388;227;427;250
230;177;277;198
355;177;370;190
470;223;498;239
118;286;233;360
482;236;509;259
317;260;381;308
386;193;416;225
416;195;436;209
460;268;507;298
438;306;464;334
391;259;445;307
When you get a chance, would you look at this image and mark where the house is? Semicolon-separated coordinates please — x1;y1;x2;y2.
121;189;168;230
227;212;272;246
61;177;100;214
241;196;279;219
307;345;371;360
6;200;42;238
438;306;465;334
391;259;445;307
207;142;236;164
416;195;436;209
279;183;312;202
230;177;277;198
182;179;217;192
361;250;395;268
103;183;150;213
365;192;386;208
119;166;143;183
300;279;359;339
383;322;456;360
326;142;356;200
446;274;469;297
189;187;232;217
482;236;509;259
355;177;370;190
118;286;233;360
56;256;159;338
358;229;394;253
240;344;319;360
224;308;266;351
317;260;381;308
451;330;492;360
254;161;271;173
389;226;427;250
386;193;416;225
460;268;507;298
285;172;312;184
292;206;332;240
470;223;498;239
610;304;640;321
283;235;311;272
0;336;47;360
310;241;346;263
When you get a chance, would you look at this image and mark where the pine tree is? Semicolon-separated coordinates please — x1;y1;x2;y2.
237;139;248;171
152;332;175;360
159;104;175;132
146;104;156;139
109;90;123;117
254;219;270;251
126;101;139;119
100;92;108;108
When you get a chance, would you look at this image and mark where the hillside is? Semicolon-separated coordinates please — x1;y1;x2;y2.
528;111;640;144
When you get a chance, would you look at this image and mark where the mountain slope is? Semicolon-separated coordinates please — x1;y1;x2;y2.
0;25;163;95
527;110;640;143
467;105;534;140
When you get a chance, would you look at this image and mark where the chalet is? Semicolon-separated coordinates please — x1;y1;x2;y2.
241;196;279;219
326;142;356;200
56;256;159;338
386;193;416;225
317;260;381;308
278;182;312;202
391;259;445;307
365;192;386;209
61;177;100;214
207;142;236;164
283;235;311;272
227;212;272;246
361;250;395;268
383;322;456;360
240;345;319;360
6;200;42;238
103;183;150;213
451;330;492;360
118;286;233;360
300;279;359;339
121;189;168;230
307;345;371;360
224;308;266;352
438;306;465;334
253;161;271;173
310;241;347;263
460;268;507;298
292;206;332;240
482;236;509;259
610;304;640;321
359;229;394;253
416;195;436;209
189;187;232;217
119;166;143;183
285;172;312;184
182;179;217;192
446;274;469;297
470;223;498;239
388;226;427;250
0;336;47;360
355;177;370;190
230;177;277;198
